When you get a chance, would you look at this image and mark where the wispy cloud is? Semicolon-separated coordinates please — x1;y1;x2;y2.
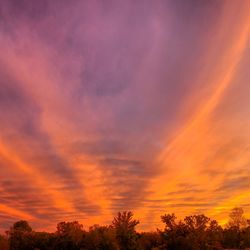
0;0;250;231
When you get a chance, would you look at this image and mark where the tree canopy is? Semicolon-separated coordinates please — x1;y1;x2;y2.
1;207;250;250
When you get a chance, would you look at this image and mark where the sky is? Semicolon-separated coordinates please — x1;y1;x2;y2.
0;0;250;232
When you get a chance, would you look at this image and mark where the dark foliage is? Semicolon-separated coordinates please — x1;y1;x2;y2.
1;208;250;250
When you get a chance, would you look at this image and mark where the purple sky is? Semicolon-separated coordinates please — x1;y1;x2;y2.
0;0;250;231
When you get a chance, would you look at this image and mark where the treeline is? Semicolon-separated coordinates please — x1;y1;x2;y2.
0;208;250;250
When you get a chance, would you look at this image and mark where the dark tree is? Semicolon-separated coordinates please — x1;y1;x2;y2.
53;221;84;250
137;231;165;250
161;213;177;231
83;224;118;250
12;221;32;233
3;208;250;250
227;207;247;229
0;234;9;250
206;220;223;249
161;214;193;250
112;211;139;250
9;221;33;250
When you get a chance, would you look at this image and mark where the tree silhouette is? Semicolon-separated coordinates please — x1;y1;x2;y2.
227;207;247;229
8;220;33;250
83;225;118;250
161;213;177;231
112;211;139;250
54;221;84;250
206;220;223;248
1;207;250;250
12;220;32;232
0;234;8;250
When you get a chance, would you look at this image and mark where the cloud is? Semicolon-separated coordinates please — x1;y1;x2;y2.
0;0;250;232
215;176;250;193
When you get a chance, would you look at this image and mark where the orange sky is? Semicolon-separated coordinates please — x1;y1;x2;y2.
0;0;250;232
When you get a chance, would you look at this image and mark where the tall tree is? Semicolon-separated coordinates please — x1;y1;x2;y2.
12;221;32;233
112;211;139;250
83;225;118;250
9;221;33;250
227;207;247;229
54;221;84;250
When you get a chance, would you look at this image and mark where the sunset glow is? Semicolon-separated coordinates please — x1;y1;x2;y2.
0;0;250;232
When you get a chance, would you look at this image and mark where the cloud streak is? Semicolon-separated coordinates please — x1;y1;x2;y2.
0;0;250;231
